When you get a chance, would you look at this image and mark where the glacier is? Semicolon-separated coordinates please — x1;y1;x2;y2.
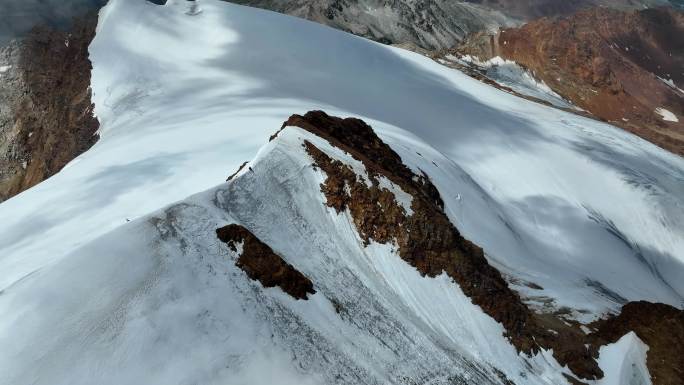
0;0;682;383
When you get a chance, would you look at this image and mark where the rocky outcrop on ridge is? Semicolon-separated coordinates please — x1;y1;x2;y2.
217;223;316;300
279;111;602;379
261;111;684;383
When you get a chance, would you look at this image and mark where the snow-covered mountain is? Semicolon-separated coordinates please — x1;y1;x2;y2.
0;0;683;384
225;0;515;50
225;0;676;50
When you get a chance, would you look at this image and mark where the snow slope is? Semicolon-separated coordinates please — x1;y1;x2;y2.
596;332;652;385
0;0;683;382
448;54;577;110
1;126;574;384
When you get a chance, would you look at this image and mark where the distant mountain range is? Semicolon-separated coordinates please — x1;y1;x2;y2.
228;0;676;49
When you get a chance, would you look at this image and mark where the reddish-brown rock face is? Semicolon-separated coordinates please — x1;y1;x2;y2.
216;223;316;300
0;14;99;201
458;7;684;156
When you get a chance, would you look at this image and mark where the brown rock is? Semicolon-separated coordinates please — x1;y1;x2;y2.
0;14;99;201
216;223;316;300
457;7;684;156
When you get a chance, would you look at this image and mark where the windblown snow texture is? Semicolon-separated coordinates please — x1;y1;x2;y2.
0;0;682;384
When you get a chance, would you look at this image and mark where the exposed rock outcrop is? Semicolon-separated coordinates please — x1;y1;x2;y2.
216;223;316;300
0;14;99;201
457;7;684;156
292;112;530;339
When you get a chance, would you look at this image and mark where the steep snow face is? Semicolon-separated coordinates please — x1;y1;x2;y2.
596;332;652;385
83;0;684;317
450;54;577;109
0;0;682;382
0;126;571;385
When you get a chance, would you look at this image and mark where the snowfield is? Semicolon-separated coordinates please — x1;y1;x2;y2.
452;54;577;109
655;107;679;122
0;0;682;383
596;332;652;385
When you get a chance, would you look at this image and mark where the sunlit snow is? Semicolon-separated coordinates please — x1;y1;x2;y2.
655;107;679;122
596;332;652;385
452;54;576;109
0;0;682;383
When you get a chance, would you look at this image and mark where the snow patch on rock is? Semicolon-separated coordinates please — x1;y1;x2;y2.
454;55;576;109
376;175;414;215
596;332;652;385
655;107;679;122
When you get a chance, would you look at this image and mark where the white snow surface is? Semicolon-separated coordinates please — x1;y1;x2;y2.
453;55;576;109
655;107;679;122
596;332;652;385
656;75;684;95
0;0;683;383
0;126;571;385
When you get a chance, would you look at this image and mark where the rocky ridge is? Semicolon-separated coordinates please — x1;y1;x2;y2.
259;111;684;383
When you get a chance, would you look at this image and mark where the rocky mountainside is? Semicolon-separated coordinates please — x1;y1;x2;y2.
0;15;99;202
227;0;513;50
457;7;684;156
227;0;675;50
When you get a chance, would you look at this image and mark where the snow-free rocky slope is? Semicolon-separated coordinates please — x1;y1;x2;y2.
1;0;684;384
0;15;99;202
